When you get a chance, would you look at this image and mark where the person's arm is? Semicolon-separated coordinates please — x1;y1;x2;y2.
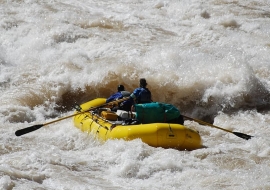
148;89;153;102
130;88;140;101
106;95;114;103
106;92;122;103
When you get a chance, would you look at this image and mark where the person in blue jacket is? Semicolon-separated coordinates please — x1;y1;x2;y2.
120;78;152;111
130;78;152;104
106;85;130;103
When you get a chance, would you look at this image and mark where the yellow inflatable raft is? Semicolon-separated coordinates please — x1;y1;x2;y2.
73;98;202;150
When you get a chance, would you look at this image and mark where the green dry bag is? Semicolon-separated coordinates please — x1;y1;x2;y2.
134;102;180;124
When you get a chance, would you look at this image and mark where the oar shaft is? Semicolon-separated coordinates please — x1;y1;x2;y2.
43;114;77;126
42;97;130;126
15;97;130;136
182;115;253;140
183;115;233;133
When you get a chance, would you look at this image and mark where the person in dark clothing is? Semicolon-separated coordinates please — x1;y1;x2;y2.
106;85;130;103
120;78;152;111
130;78;152;104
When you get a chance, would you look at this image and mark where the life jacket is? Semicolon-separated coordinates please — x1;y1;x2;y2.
136;88;151;104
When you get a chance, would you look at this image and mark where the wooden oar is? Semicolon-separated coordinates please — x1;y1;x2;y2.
15;97;129;136
182;115;253;140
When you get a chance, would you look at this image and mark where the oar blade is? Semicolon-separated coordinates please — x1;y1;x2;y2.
233;132;253;140
15;124;44;136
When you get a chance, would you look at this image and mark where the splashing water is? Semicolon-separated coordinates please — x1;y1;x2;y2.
1;0;270;189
